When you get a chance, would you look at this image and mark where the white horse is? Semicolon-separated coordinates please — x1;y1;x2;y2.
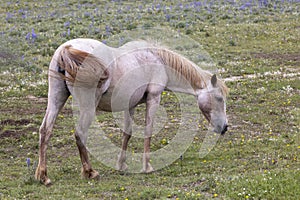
35;38;228;185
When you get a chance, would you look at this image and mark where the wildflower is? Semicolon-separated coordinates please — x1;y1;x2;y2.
161;138;168;145
6;12;13;22
31;28;37;40
26;158;30;169
166;14;171;21
25;32;31;40
213;193;218;198
64;21;70;27
105;25;111;34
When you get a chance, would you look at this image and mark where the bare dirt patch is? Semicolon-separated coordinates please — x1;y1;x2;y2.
0;119;37;139
0;119;32;126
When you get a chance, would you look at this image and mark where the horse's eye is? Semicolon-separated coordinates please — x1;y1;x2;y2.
215;96;223;102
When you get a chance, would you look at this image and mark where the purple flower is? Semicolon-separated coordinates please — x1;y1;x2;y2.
156;4;161;10
31;28;37;40
105;25;111;35
64;21;70;27
240;2;252;10
166;14;171;21
26;158;30;168
6;12;13;22
25;32;30;40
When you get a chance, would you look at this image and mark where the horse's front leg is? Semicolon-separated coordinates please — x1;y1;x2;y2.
116;108;134;171
143;92;161;173
73;88;99;180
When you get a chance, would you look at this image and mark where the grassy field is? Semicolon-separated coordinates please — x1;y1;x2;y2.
0;0;299;199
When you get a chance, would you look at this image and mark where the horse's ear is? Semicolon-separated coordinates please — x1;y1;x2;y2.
211;74;217;87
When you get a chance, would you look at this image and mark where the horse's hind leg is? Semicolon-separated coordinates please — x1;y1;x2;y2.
73;87;99;179
35;77;70;186
116;108;134;171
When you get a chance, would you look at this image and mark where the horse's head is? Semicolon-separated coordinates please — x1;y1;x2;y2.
197;74;228;135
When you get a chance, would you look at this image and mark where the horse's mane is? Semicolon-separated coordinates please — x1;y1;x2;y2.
152;47;228;97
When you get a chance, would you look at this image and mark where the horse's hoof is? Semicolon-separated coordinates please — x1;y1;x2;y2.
44;178;52;186
142;164;154;173
116;162;128;171
82;168;100;180
35;167;52;186
90;170;100;180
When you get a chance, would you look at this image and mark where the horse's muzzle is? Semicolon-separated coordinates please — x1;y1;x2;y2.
221;124;228;135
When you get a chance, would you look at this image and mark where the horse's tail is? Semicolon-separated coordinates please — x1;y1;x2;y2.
53;45;108;87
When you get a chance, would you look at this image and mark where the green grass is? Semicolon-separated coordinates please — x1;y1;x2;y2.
1;0;299;199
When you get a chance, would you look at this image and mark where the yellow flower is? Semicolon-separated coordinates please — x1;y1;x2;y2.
161;138;168;145
213;193;218;198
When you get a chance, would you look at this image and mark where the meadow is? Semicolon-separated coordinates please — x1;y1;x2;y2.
0;0;299;199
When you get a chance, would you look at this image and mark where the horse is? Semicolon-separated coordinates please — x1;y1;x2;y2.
35;38;229;185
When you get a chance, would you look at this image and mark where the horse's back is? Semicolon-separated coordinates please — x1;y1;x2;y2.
50;38;115;71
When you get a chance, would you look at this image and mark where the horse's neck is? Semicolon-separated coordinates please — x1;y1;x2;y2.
165;66;212;96
165;76;209;96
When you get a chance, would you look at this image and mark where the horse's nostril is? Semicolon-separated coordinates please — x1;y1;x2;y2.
221;125;228;135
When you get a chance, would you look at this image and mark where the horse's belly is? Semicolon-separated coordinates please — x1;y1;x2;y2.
97;87;147;112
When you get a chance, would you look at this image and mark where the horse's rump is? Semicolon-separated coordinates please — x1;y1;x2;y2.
53;45;108;88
